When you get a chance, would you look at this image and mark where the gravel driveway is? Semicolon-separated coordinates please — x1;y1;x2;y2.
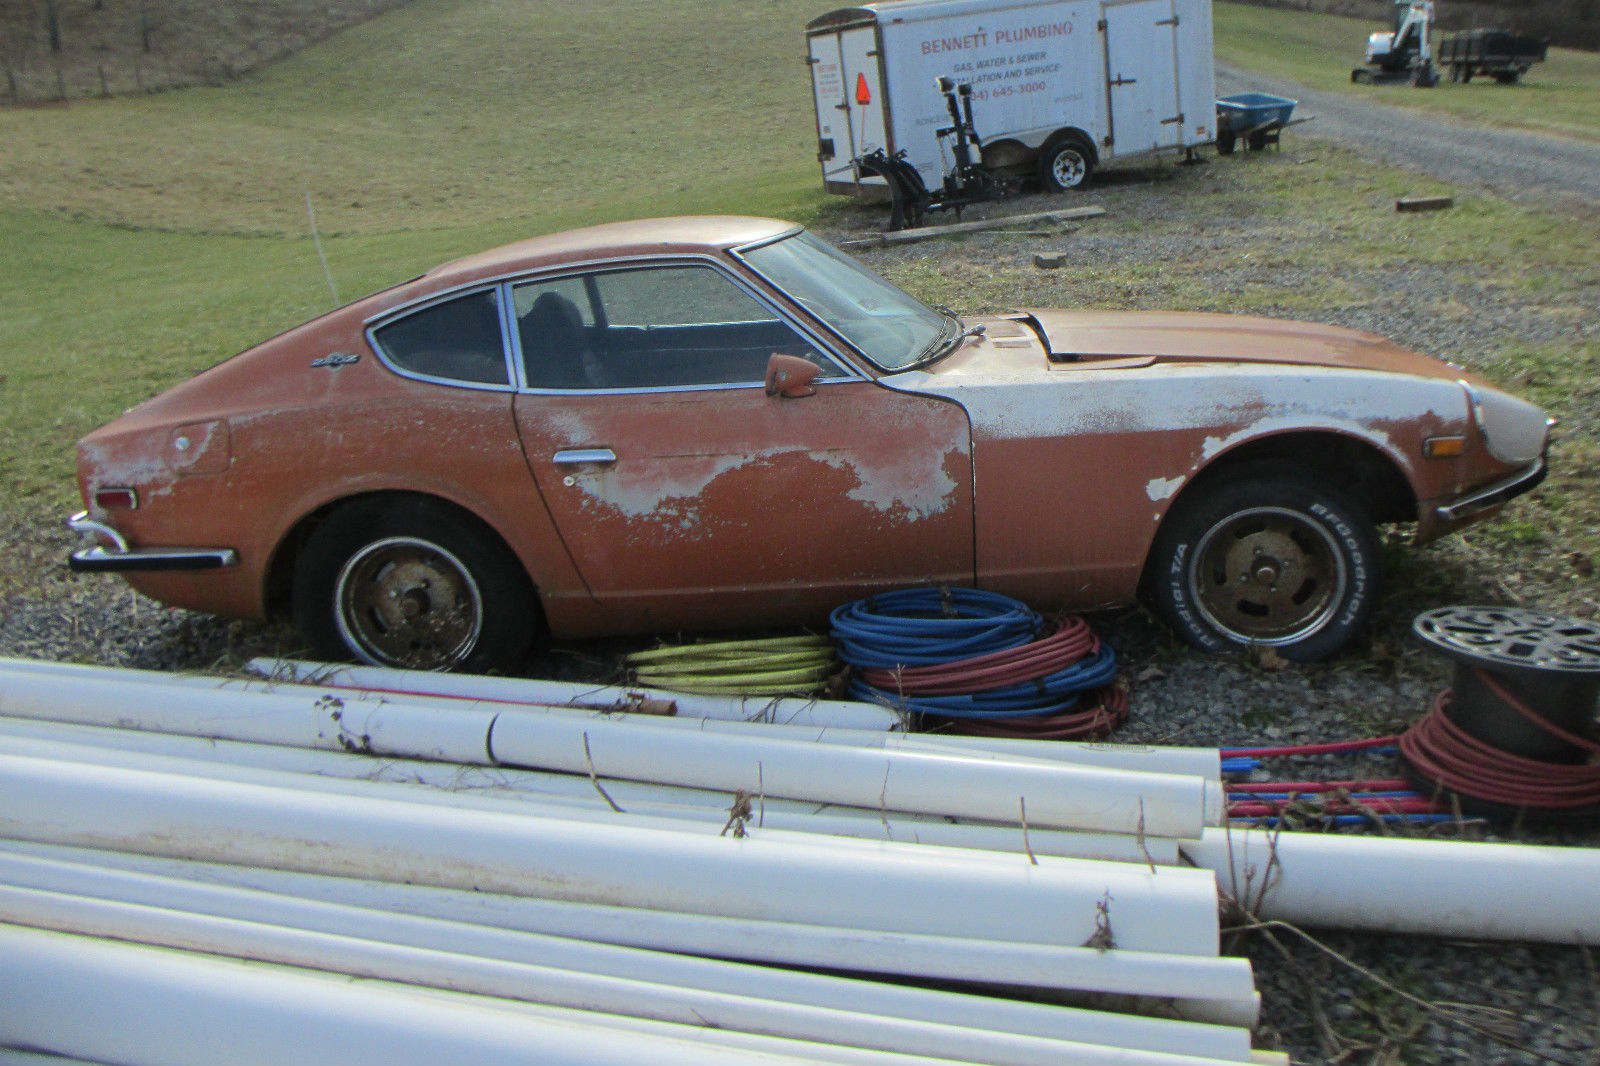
1217;64;1600;210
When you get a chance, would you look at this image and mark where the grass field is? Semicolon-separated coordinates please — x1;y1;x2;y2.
0;0;831;530
1;0;1597;600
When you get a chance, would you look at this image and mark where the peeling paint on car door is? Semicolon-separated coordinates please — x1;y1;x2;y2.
513;381;974;631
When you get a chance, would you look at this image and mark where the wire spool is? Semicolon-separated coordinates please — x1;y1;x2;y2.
831;588;1126;739
625;635;839;697
1401;605;1600;820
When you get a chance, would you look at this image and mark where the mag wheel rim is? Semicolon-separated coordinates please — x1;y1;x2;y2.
1189;506;1347;645
335;536;483;669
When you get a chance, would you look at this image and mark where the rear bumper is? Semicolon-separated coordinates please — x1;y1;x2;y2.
66;511;238;573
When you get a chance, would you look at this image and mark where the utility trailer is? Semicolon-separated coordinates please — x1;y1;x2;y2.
805;0;1216;202
1438;29;1548;84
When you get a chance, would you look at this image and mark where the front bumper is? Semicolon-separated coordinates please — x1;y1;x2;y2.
67;511;238;573
1434;458;1547;525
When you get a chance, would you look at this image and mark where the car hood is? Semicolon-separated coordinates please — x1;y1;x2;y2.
991;310;1465;380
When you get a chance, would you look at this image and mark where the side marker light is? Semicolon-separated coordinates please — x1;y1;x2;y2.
1423;437;1466;459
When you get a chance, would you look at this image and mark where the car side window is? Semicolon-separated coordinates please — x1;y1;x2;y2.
371;290;510;386
514;265;846;390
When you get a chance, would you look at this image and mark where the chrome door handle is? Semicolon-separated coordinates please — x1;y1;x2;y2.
553;448;617;464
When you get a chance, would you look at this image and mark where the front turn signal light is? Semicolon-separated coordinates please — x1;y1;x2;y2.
1423;436;1467;459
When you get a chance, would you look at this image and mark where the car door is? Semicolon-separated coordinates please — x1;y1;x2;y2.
509;260;975;631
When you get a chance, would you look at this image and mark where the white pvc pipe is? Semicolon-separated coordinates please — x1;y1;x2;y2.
485;709;1214;837
240;657;1222;779
0;850;1254;1059
1183;827;1600;945
0;840;1256;1027
0;1052;109;1066
0;658;1220;778
888;734;1222;780
0;721;1179;866
0;665;1216;837
0;752;1221;954
0;657;1219;782
0;665;496;762
247;656;904;730
0;923;1004;1066
0;884;1256;1066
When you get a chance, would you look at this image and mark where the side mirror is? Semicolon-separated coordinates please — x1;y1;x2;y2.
765;353;820;398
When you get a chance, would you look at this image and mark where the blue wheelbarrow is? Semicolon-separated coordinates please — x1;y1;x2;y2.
1215;92;1299;154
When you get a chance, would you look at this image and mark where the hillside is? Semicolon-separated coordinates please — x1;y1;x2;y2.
1;0;412;101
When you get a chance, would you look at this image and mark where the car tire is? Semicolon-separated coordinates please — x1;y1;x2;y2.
1146;468;1382;662
292;497;539;672
1037;139;1093;191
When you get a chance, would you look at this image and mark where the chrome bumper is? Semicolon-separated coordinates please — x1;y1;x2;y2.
67;511;238;573
1433;458;1547;524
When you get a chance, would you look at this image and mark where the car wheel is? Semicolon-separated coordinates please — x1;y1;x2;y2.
292;497;538;672
1146;469;1381;662
1038;140;1092;191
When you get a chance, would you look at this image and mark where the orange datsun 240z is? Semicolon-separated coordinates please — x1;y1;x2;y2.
69;216;1551;671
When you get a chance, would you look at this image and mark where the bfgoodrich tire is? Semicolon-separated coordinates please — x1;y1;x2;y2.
292;497;539;672
1146;469;1382;662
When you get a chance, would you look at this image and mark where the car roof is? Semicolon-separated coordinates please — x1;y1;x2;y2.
423;216;801;289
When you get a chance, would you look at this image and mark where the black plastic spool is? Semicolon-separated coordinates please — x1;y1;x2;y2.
1414;606;1600;760
1409;606;1600;820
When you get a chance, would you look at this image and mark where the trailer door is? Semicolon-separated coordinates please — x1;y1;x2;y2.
808;25;887;190
1103;0;1182;154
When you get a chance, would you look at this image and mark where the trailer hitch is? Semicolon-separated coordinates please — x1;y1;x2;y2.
855;77;1005;231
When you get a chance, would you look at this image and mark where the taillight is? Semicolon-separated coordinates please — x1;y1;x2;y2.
93;487;139;511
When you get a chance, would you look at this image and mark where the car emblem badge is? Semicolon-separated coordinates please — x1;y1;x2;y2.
308;352;360;369
312;352;360;369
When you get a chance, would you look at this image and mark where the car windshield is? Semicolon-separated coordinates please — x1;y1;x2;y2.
739;231;956;371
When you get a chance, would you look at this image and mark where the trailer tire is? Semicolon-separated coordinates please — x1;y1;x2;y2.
1038;140;1093;191
1216;132;1236;156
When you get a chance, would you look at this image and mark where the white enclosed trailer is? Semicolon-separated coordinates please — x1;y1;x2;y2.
806;0;1215;196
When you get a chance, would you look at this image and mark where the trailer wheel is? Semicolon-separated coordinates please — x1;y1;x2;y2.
1216;132;1236;156
1038;140;1092;191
